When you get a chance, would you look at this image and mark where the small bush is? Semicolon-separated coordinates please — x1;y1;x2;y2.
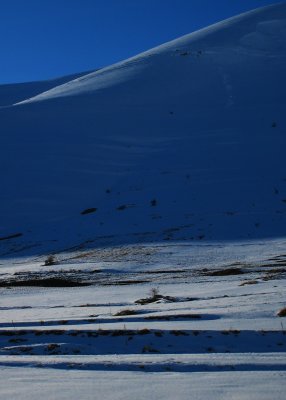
150;199;157;207
277;307;286;317
142;345;160;353
150;287;159;298
46;343;60;352
135;288;176;305
138;329;151;335
44;255;57;266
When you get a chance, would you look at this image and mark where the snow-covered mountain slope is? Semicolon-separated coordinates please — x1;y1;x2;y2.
0;71;92;107
0;3;286;253
18;2;286;105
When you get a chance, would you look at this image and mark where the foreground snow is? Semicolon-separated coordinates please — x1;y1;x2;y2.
0;238;285;398
0;367;285;400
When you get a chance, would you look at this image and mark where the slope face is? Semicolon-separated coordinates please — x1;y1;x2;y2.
0;71;91;107
18;2;286;104
0;3;286;254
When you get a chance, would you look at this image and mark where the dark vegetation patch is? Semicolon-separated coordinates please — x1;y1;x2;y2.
239;280;259;286
269;254;286;260
138;329;151;335
277;307;286;317
116;204;128;211
262;268;286;281
16;346;33;353
246;262;286;271
170;330;189;336
0;277;90;288
164;227;181;234
97;330;111;336
118;203;136;210
267;261;286;266
76;304;97;308
265;268;286;274
104;280;148;286
8;338;27;343
144;314;201;321
46;343;61;352
203;268;244;277
5;267;189;288
5;269;107;287
0;330;27;337
143;269;188;274
142;345;160;353
81;208;97;215
83;329;153;337
44;330;65;335
221;330;241;335
114;309;138;317
111;330;134;337
135;294;176;305
0;233;23;241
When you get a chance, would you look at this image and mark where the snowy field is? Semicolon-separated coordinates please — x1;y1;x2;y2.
0;239;285;398
1;368;285;400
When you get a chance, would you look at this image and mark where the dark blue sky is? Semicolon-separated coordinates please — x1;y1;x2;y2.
0;0;282;83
